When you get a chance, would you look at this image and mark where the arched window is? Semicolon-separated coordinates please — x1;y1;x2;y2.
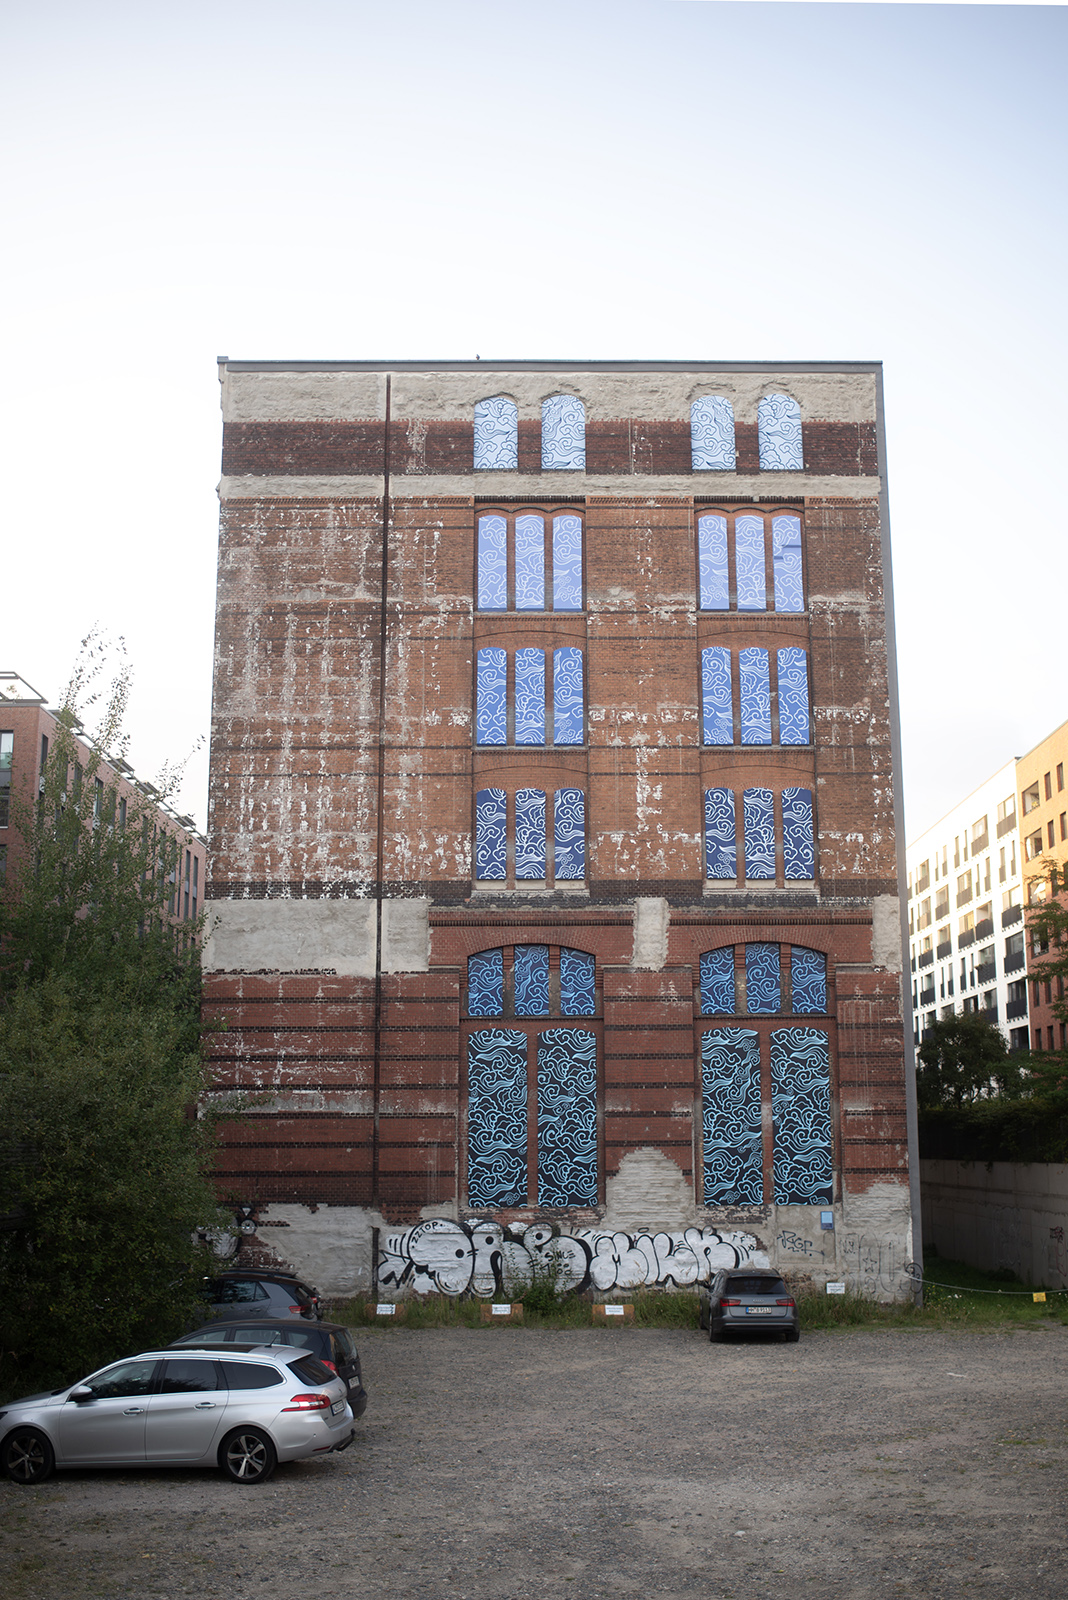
475;648;585;746
700;648;810;746
541;395;586;470
473;788;586;883
702;788;816;882
473;396;518;470
691;395;736;470
476;511;584;611
697;511;806;614
758;393;803;470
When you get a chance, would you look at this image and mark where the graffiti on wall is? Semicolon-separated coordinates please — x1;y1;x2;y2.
377;1219;768;1298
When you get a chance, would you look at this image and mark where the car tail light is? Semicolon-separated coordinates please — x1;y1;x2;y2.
720;1297;741;1307
776;1298;795;1307
282;1392;331;1412
320;1359;337;1374
288;1304;304;1315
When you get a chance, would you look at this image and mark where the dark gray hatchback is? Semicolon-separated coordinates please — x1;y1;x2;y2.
170;1319;367;1417
698;1268;800;1343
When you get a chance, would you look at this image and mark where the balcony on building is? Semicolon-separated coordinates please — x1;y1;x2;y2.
1001;903;1023;929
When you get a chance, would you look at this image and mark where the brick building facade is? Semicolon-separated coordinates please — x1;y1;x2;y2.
204;361;918;1300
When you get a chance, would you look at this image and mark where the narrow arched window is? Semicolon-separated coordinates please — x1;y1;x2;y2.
743;788;775;880
739;649;771;745
758;393;803;470
782;787;815;879
541;395;585;470
790;947;827;1012
691;396;736;470
745;942;781;1013
515;788;547;879
473;396;518;470
776;649;810;745
475;789;507;880
475;649;507;745
704;788;737;880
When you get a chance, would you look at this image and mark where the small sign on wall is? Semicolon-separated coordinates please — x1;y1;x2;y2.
826;1282;846;1295
366;1301;406;1319
480;1302;523;1323
592;1303;634;1322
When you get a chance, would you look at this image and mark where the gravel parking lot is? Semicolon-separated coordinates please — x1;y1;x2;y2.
3;1322;1067;1598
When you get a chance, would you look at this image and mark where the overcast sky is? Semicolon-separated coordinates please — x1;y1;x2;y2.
2;1;1064;840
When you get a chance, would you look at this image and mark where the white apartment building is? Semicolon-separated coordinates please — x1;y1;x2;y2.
905;759;1028;1050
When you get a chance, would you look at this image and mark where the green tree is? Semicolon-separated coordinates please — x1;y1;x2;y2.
916;1011;1024;1109
0;640;223;1398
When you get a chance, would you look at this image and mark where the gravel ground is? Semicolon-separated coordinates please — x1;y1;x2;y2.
3;1322;1067;1598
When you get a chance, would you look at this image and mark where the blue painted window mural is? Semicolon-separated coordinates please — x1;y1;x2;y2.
704;788;737;879
776;649;810;745
560;947;596;1015
477;512;583;612
515;513;545;610
700;946;736;1013
473;397;518;471
542;395;586;470
691;396;736;471
758;393;804;471
514;945;550;1016
735;514;767;611
553;648;585;744
537;1029;597;1204
743;787;776;880
467;1029;528;1207
746;942;782;1014
473;789;585;883
782;786;815;880
770;1028;832;1204
515;788;546;879
475;648;507;745
697;511;806;613
468;949;504;1017
701;647;733;745
476;515;508;610
475;788;507;879
554;788;586;879
772;515;804;611
791;947;827;1013
552;515;584;609
697;514;729;610
739;649;772;744
515;650;546;745
701;1028;763;1205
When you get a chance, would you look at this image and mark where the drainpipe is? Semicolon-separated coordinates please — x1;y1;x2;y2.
371;376;391;1209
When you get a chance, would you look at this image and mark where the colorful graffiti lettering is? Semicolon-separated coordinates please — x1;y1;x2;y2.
377;1220;767;1297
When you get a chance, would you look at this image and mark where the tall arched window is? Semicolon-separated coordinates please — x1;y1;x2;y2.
541;395;586;470
758;393;804;470
473;397;518;470
691;395;736;471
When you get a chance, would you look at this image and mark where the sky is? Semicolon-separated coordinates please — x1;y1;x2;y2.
1;1;1065;839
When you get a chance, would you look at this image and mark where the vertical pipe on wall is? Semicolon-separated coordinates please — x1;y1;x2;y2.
371;377;392;1209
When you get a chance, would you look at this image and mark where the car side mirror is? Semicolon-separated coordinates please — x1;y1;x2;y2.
69;1385;95;1403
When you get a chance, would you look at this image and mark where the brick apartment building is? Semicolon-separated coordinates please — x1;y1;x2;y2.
0;670;206;923
1017;720;1068;1052
204;360;917;1301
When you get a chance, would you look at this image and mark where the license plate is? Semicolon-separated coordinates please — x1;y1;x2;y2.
744;1306;774;1316
331;1399;346;1415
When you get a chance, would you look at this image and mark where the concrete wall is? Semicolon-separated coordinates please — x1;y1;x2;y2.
921;1158;1068;1289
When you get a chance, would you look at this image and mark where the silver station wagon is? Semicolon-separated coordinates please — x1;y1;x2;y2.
0;1344;355;1485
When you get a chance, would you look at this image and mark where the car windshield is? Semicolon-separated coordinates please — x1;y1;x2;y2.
726;1277;788;1296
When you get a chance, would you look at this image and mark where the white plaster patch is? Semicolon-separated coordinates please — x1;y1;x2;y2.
631;899;669;971
603;1147;695;1231
871;895;904;972
202;898;376;976
381;898;430;973
252;1204;387;1297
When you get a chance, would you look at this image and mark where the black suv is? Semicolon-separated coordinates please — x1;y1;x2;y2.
171;1318;367;1417
197;1271;323;1321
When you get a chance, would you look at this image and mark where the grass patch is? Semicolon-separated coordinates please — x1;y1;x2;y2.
327;1257;1068;1336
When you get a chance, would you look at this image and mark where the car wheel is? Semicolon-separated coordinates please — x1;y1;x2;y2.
709;1321;725;1344
784;1328;801;1343
220;1427;277;1484
2;1428;55;1485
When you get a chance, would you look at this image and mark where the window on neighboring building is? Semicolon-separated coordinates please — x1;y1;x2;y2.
1023;783;1041;814
475;648;584;746
696;512;804;613
1058;763;1065;792
1049;820;1056;849
1025;830;1043;861
691;395;736;470
541;395;585;470
0;731;11;828
757;393;804;470
474;787;585;884
1045;772;1053;801
699;647;810;746
476;510;583;611
703;786;815;883
473;396;519;470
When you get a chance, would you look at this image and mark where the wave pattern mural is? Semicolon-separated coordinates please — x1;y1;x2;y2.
553;647;585;744
475;648;507;745
552;515;584;610
542;395;586;470
515;649;546;744
467;1030;528;1207
704;787;738;879
777;648;810;744
745;942;781;1013
691;395;736;471
514;945;550;1016
735;514;766;611
772;515;804;610
473;396;518;470
560;947;596;1015
515;514;545;610
515;788;546;879
700;946;736;1014
475;788;507;879
537;1028;597;1205
758;393;804;470
701;647;733;745
740;648;772;744
701;1027;763;1204
791;946;827;1013
697;514;730;610
378;1219;768;1297
476;515;507;610
468;949;504;1017
771;1028;833;1205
